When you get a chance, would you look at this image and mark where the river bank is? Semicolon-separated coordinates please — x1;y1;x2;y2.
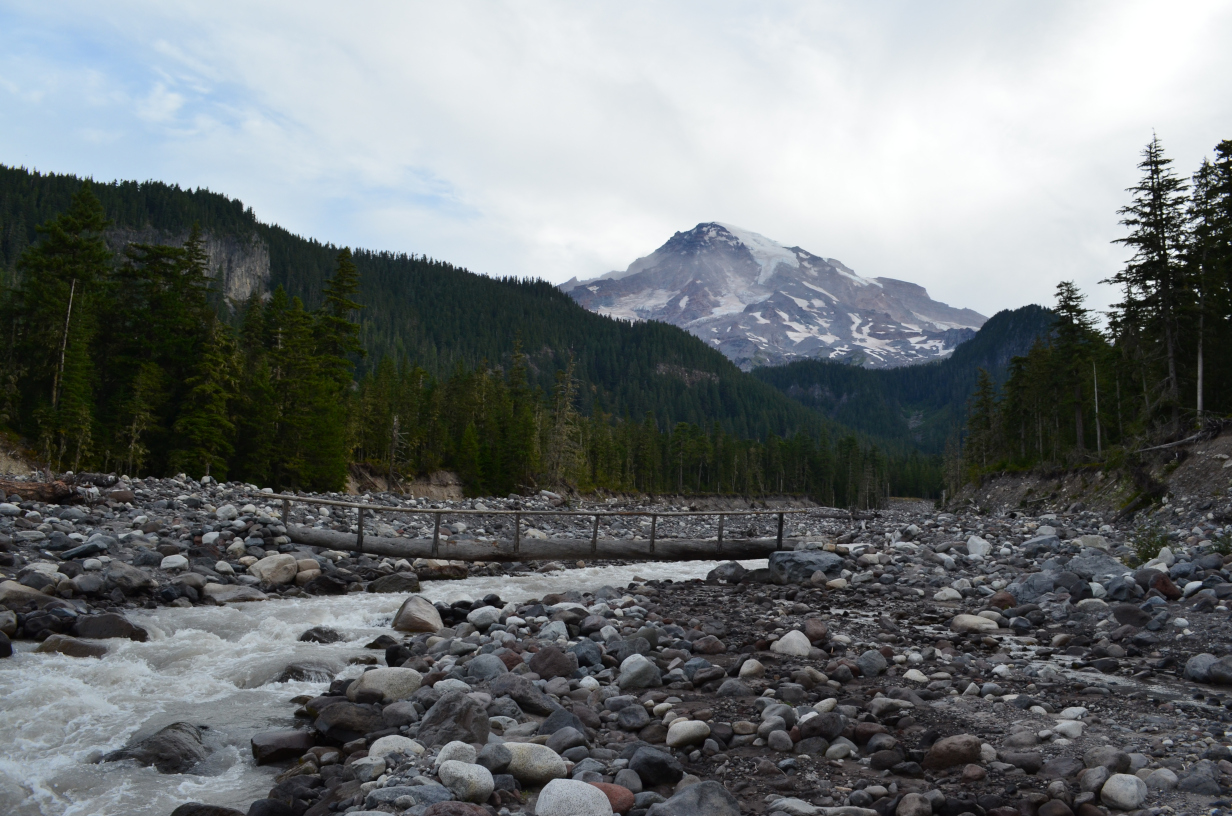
3;474;1232;816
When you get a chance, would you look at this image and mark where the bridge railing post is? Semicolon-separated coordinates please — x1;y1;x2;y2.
432;512;441;557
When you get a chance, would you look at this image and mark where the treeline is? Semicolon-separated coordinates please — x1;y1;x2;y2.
0;183;363;488
0;182;905;505
352;354;910;507
955;136;1232;483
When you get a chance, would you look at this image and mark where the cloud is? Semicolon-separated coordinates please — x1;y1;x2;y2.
1;1;1231;318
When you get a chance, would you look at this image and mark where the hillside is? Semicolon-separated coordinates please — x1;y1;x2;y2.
753;305;1055;453
0;165;830;441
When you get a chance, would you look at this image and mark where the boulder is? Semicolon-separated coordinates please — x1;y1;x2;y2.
490;673;559;715
368;734;424;761
437;759;495;803
966;536;991;557
535;778;615;816
618;654;662;690
250;730;315;764
666;720;711;748
313;702;385;744
466;653;509;680
103;722;207;773
922;734;982;769
202;583;268;604
530;645;579;680
1099;774;1147;810
856;650;888;677
393;595;444;633
1068;550;1131;584
36;634;107;658
504;742;568;785
629;746;683;786
1007;572;1056;604
73;613;149;642
950;614;998;634
103;562;155;594
417;690;490;746
770;630;812;657
368;571;421;593
169;805;245;816
768;551;844;584
644;780;740;816
248;554;298;585
346;667;423;703
590;782;636;814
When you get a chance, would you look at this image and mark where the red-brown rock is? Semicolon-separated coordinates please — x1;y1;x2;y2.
590;782;636;814
988;591;1016;609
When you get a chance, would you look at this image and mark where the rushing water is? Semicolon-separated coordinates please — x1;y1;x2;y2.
0;558;766;816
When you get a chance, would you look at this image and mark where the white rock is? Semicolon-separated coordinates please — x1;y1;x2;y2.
1100;773;1148;810
214;561;235;576
202;583;267;603
739;659;765;679
368;735;423;760
534;778;614;816
933;588;962;602
903;669;929;683
504;742;568;785
215;504;238;521
966;536;991;557
201;531;220;546
770;630;812;657
666;720;711;748
1183;581;1204;598
435;740;478;766
1052;720;1084;739
950;614;998;633
247;553;298;585
1058;706;1088;720
159;554;189;570
467;605;501;630
437;759;495;803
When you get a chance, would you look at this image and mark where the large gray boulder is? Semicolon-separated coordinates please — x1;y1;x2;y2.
768;551;844;584
1068;549;1131;584
103;722;207;773
645;780;740;816
416;690;490;746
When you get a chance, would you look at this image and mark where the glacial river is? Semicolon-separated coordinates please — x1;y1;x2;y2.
0;558;766;816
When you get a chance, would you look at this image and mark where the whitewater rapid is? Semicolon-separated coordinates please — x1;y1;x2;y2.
0;558;765;816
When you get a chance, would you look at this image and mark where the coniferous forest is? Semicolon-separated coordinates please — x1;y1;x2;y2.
0;172;908;506
953;136;1232;489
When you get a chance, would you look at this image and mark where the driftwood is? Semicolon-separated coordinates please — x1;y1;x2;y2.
287;524;793;562
0;478;76;504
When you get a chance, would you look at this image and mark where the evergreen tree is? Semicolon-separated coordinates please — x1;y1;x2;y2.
170;319;239;479
1105;135;1191;430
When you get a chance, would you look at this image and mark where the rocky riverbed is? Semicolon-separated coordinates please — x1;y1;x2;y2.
3;473;1232;816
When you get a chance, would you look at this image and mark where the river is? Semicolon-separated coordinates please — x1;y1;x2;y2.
0;558;766;816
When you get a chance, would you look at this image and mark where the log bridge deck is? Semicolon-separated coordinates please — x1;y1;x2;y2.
258;492;867;562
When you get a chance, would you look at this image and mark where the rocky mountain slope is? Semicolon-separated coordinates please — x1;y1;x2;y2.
561;223;986;370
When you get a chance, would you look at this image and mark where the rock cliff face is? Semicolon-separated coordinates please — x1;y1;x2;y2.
107;228;270;304
561;223;986;370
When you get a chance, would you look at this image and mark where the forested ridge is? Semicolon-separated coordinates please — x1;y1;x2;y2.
752;305;1056;454
952;136;1232;490
0;167;928;505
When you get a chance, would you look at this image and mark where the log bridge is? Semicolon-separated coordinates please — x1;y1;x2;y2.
261;493;861;562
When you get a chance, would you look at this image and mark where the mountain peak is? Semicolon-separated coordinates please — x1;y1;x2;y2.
563;223;986;370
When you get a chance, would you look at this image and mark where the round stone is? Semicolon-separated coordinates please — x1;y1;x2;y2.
1100;773;1148;810
665;720;711;748
437;759;495;803
534;778;614;816
770;630;812;657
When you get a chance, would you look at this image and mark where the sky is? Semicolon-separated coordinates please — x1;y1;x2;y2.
3;1;1232;318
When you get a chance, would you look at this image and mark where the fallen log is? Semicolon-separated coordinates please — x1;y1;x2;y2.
0;478;76;504
287;524;794;562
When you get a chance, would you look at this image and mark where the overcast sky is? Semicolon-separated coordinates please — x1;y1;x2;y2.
3;1;1232;318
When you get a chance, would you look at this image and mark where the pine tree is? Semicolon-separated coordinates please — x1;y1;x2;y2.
1106;135;1191;430
1053;281;1096;452
170;319;239;479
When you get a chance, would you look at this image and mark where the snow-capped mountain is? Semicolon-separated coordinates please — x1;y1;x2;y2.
559;222;986;370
